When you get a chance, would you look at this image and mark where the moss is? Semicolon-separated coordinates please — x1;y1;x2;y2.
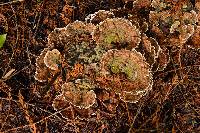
104;33;118;44
110;63;120;74
121;65;137;80
104;30;125;45
108;57;122;73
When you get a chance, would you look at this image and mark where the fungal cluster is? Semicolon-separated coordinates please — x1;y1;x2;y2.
34;0;200;114
150;0;198;46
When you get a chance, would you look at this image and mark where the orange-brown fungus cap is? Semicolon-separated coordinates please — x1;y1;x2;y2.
97;49;152;103
92;18;141;50
61;79;96;109
35;48;59;82
35;48;50;82
44;49;61;71
47;21;95;49
85;10;115;25
190;26;200;48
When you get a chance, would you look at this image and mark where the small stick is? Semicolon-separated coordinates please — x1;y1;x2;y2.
0;0;24;6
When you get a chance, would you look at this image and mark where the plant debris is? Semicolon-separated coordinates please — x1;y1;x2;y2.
0;0;199;132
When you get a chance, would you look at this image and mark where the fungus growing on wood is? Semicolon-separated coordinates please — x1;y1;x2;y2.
140;34;161;66
60;79;96;109
97;49;152;103
44;49;61;70
190;26;200;48
48;21;95;51
35;48;51;82
85;10;115;25
52;94;75;119
34;48;60;82
35;12;164;104
52;93;96;120
47;20;97;67
149;0;197;46
92;18;141;50
52;94;71;111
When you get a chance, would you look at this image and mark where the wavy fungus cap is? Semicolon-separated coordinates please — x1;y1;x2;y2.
35;48;50;82
44;49;61;70
35;48;60;82
61;79;96;109
48;21;95;49
149;0;197;46
47;21;97;66
85;10;115;25
92;18;141;50
65;20;95;35
190;26;200;48
97;49;152;103
140;34;161;67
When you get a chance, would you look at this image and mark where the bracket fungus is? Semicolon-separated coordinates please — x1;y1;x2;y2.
47;20;98;67
44;49;61;71
92;18;141;50
35;49;54;82
58;79;96;109
190;26;200;48
140;34;161;67
48;20;95;51
35;48;61;82
150;0;198;46
34;15;155;104
97;49;152;103
52;93;95;120
85;10;115;25
34;9;180;106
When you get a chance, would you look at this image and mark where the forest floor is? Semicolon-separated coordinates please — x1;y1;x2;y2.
0;0;199;133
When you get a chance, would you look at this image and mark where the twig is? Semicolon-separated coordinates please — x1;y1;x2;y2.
0;0;24;6
128;101;143;133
